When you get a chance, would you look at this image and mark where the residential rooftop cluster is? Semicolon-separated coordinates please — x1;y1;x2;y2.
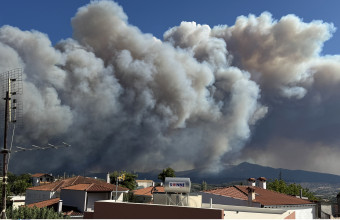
7;173;338;219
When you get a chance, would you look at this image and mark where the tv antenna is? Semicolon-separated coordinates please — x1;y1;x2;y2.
0;68;23;219
13;142;71;153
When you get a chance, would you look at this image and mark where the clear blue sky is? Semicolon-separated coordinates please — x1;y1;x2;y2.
0;0;339;55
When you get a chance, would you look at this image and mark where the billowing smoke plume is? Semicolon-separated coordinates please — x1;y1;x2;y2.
0;1;339;174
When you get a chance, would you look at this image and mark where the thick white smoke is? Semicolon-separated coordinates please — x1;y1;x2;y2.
0;1;339;174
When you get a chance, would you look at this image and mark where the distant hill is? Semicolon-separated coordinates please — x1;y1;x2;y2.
135;162;340;184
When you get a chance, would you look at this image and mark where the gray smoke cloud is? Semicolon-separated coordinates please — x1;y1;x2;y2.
0;1;339;174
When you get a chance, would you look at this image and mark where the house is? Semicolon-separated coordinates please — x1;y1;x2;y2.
60;182;128;212
136;180;154;189
26;198;83;218
200;177;316;219
133;186;164;203
10;196;25;209
25;175;129;214
31;173;54;186
83;200;295;219
26;197;60;209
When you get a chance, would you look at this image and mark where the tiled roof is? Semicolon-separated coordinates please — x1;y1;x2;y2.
31;173;47;178
27;176;129;192
87;184;114;192
133;186;164;197
204;187;248;200
204;185;314;206
62;184;91;191
64;210;83;216
63;183;116;192
236;185;314;206
26;198;60;208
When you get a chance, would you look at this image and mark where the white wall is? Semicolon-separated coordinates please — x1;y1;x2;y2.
136;181;153;189
25;190;56;204
60;189;86;212
199;192;261;208
265;205;316;219
112;192;124;202
11;196;25;209
87;192;110;211
153;194;202;208
224;210;293;219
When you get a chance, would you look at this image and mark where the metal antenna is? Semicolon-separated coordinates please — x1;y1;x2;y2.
13;142;71;153
0;68;22;219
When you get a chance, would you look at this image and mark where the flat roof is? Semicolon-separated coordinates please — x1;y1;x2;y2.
202;203;287;214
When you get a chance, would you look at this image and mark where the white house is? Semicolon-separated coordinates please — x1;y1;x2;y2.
61;183;128;212
10;196;25;209
136;180;154;189
31;173;54;186
200;177;317;219
25;175;129;213
132;186;164;203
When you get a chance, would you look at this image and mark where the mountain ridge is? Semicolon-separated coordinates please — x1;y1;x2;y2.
135;162;340;184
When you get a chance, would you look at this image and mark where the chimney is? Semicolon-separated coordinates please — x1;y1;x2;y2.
247;187;255;205
107;172;110;183
58;200;63;213
257;177;267;189
300;189;303;198
152;181;155;187
248;178;256;186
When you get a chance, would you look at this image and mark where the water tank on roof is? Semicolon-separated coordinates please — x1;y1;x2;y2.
164;177;191;193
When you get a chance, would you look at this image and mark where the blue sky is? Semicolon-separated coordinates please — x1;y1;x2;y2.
1;0;340;55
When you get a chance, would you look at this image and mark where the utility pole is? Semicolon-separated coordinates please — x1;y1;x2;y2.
1;81;11;219
0;69;23;219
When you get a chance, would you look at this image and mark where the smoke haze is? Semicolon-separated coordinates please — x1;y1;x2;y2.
0;1;339;174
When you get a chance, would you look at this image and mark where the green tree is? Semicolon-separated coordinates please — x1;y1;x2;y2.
201;181;208;191
6;206;67;219
7;172;32;196
267;179;319;201
158;167;175;182
110;171;138;190
11;179;32;196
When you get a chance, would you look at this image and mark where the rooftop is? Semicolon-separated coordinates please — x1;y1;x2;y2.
27;176;129;192
133;186;165;197
63;183;125;192
31;173;51;178
204;185;314;206
26;198;60;208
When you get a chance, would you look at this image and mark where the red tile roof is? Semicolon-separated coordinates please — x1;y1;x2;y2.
64;210;83;216
63;183;116;192
27;176;128;192
31;173;47;178
26;198;60;208
204;185;314;206
204;187;248;200
237;185;314;206
62;184;91;191
133;186;164;197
